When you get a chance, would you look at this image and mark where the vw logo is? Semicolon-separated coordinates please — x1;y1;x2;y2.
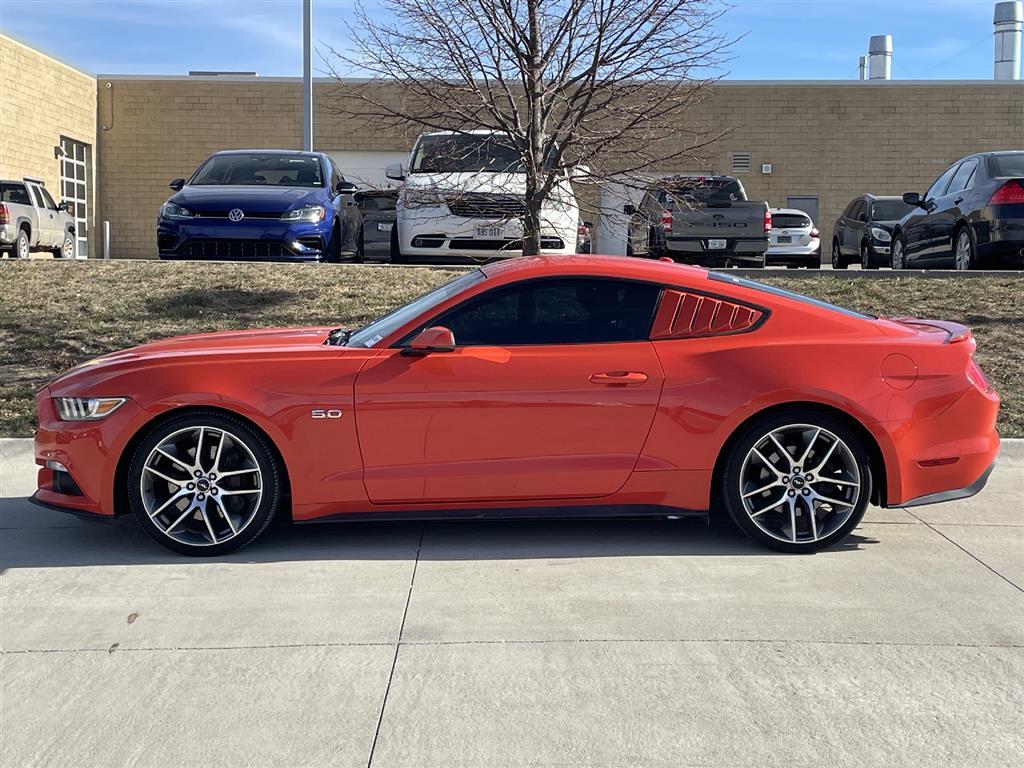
228;208;245;222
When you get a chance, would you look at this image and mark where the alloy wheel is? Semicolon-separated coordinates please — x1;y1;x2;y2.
955;230;972;271
891;239;904;269
17;234;29;259
831;242;842;269
140;425;263;547
62;236;75;259
860;244;871;269
738;423;862;545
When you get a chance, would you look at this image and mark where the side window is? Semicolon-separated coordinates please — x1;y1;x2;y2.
946;159;978;196
27;185;45;208
329;161;343;193
849;201;866;221
428;279;661;346
926;164;961;201
38;186;58;210
842;200;858;218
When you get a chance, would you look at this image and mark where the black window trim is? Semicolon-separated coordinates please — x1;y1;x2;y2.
394;275;773;349
394;275;667;349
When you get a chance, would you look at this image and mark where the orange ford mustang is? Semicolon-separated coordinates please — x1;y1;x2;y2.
32;256;1000;556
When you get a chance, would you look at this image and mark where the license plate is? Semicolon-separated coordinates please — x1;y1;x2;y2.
777;235;792;244
377;222;393;232
476;227;503;238
707;239;727;250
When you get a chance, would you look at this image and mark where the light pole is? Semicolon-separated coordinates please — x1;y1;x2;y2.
302;0;313;151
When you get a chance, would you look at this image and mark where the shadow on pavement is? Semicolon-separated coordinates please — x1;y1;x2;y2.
0;496;878;570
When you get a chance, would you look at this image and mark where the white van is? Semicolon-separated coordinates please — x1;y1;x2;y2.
385;130;580;261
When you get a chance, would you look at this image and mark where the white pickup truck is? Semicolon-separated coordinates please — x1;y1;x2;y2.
0;179;76;259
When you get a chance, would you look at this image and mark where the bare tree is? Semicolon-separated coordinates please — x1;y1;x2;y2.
328;0;731;256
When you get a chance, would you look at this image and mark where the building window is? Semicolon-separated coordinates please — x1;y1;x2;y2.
730;152;752;174
60;136;91;257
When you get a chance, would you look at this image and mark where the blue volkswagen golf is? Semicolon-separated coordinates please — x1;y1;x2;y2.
157;150;360;262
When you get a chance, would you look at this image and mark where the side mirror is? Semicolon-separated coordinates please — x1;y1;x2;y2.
57;201;69;212
336;180;358;194
169;178;185;191
385;162;405;181
902;192;923;207
402;326;456;356
623;204;636;216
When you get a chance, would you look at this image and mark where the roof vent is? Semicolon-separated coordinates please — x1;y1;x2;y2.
994;1;1023;80
730;152;752;174
868;35;893;80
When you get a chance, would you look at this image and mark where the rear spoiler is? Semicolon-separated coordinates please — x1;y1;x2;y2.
889;317;972;344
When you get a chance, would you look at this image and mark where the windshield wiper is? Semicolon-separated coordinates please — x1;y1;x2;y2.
326;328;352;346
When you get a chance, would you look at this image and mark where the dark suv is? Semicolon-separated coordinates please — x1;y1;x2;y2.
891;151;1024;270
831;195;914;269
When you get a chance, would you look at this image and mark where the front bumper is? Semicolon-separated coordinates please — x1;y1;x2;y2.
398;208;575;258
157;217;333;262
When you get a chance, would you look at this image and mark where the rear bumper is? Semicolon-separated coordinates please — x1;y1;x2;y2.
902;453;998;507
664;237;767;266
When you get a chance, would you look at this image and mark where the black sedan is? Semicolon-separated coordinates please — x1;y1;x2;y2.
891;151;1024;270
831;195;913;269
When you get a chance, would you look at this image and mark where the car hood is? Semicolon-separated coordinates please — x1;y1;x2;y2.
170;185;324;216
404;171;576;208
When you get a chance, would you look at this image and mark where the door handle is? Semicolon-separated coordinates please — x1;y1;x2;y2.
590;371;648;386
954;197;964;205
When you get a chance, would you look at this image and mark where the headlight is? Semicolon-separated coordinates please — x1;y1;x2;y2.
401;188;446;208
281;204;326;223
54;397;127;421
869;227;892;242
160;202;193;219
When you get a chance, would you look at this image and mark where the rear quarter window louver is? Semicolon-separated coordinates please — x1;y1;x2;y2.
650;289;765;339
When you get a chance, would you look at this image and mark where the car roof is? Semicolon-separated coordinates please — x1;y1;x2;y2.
421;129;507;137
481;254;710;285
212;149;325;158
769;208;812;216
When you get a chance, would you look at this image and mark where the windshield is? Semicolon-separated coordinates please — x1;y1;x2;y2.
772;213;811;229
190;154;324;187
870;200;913;221
410;134;530;174
708;272;874;320
345;270;486;348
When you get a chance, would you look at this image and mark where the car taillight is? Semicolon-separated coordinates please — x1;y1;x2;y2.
968;358;993;393
988;180;1024;204
764;208;772;233
810;227;819;238
660;210;673;232
0;204;8;225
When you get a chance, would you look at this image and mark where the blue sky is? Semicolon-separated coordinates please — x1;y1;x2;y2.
0;0;1005;80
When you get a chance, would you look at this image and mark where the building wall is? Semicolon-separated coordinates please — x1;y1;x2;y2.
0;35;97;253
95;75;1024;260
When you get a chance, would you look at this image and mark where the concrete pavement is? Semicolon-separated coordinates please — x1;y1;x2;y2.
1;438;1021;767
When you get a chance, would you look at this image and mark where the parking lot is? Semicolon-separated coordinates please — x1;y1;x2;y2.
1;437;1021;767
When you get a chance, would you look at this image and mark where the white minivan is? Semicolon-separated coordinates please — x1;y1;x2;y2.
385;130;580;261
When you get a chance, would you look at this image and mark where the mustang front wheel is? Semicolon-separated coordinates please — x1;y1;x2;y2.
128;412;282;556
722;412;871;553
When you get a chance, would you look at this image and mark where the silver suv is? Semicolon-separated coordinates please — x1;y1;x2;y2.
0;179;76;259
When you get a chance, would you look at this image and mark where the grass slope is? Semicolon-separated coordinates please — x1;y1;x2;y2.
1;261;1020;437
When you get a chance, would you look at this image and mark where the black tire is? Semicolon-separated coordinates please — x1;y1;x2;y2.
324;224;342;264
127;411;282;556
13;228;30;259
353;229;365;263
721;409;871;553
860;242;876;270
830;240;847;269
390;225;407;264
953;225;977;271
52;231;75;259
891;234;907;270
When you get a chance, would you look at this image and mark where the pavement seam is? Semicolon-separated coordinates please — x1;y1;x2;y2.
365;523;425;768
904;507;1024;593
4;638;1022;655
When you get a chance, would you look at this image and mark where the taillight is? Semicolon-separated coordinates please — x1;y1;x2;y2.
660;209;673;232
968;358;993;393
988;180;1024;204
0;204;8;226
764;208;772;233
810;227;820;238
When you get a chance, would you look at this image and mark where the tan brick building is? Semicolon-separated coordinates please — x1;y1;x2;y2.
0;35;97;257
4;33;1024;261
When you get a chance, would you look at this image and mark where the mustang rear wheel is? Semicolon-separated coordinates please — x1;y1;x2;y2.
128;412;281;556
722;412;871;553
